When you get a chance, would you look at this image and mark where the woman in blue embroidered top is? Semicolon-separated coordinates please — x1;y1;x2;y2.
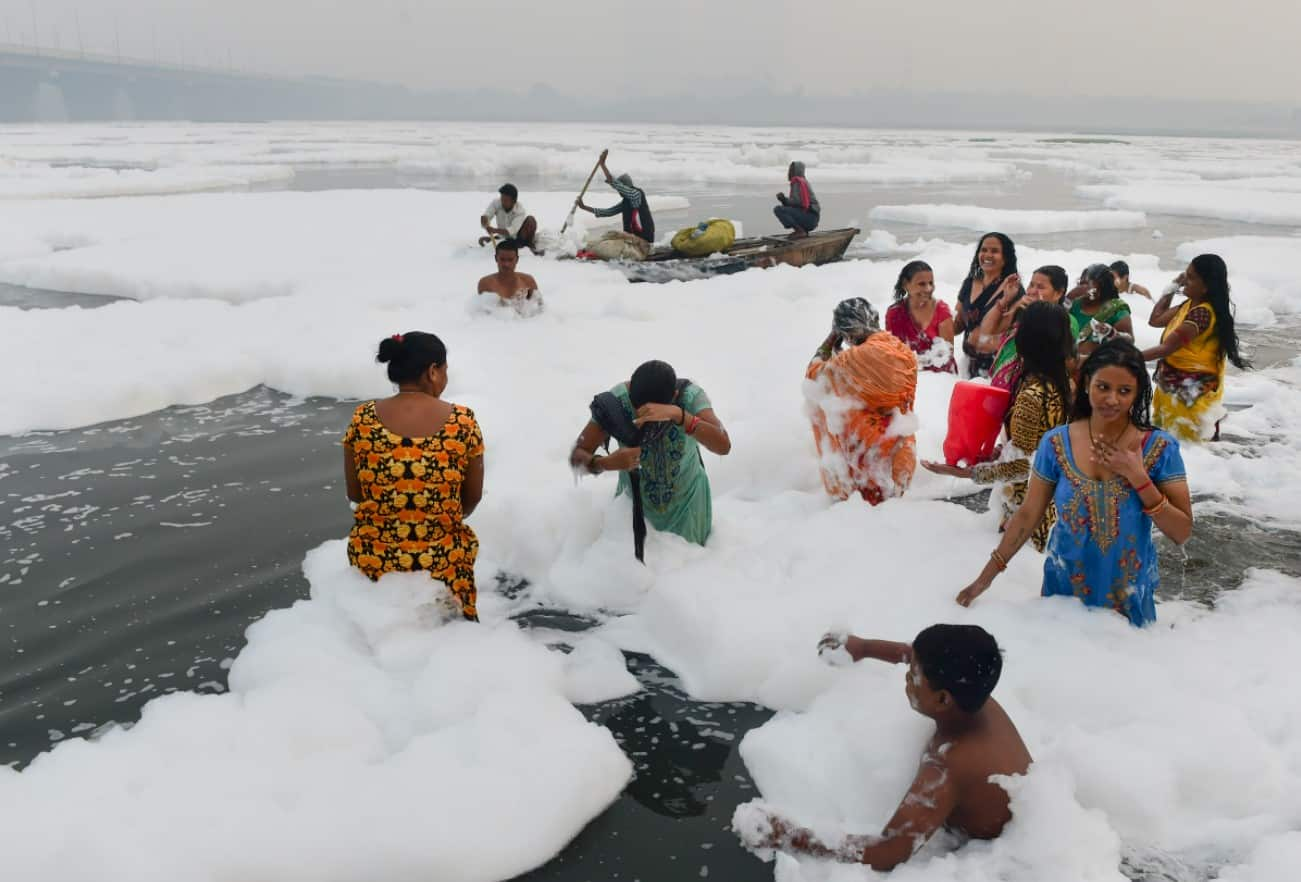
954;340;1193;626
569;361;731;552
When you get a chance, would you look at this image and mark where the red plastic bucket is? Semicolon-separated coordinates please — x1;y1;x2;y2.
943;381;1012;466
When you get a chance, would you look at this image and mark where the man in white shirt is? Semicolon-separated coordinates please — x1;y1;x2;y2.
479;183;539;252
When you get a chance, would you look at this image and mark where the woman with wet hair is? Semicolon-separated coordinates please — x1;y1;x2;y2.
954;339;1192;627
923;302;1075;551
807;298;918;505
1143;253;1249;442
952;232;1022;378
569;360;730;553
884;260;957;373
969;264;1078;391
1070;263;1134;359
342;332;485;620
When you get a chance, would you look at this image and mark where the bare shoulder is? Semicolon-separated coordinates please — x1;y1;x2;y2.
520;272;539;287
477;274;499;292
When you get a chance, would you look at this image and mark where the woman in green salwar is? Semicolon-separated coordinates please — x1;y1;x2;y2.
570;361;732;554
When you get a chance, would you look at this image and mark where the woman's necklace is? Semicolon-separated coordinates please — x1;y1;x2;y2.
1089;416;1127;450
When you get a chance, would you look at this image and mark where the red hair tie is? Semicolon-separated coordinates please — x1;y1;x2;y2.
391;333;404;342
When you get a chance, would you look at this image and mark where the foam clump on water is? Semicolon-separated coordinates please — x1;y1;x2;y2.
869;204;1147;234
0;541;632;881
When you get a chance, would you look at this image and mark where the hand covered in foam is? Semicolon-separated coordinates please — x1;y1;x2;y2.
732;800;784;856
817;631;853;667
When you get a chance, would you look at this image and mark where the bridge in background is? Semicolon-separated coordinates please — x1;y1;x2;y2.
0;44;420;122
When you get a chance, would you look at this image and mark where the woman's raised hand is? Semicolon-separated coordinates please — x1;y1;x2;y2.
633;403;683;427
922;460;973;479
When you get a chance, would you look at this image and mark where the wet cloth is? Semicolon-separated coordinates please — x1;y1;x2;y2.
606;382;715;546
885;300;958;373
1153;301;1223;442
971;377;1069;551
958;277;1022;378
1070;298;1131;345
343;401;484;620
805;333;918;505
1031;426;1186;626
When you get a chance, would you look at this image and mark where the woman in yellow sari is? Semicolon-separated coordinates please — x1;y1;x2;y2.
1142;254;1249;442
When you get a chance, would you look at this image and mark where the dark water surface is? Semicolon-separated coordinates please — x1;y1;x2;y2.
3;159;1298;881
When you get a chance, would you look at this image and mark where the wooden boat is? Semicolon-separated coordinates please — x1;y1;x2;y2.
597;227;860;283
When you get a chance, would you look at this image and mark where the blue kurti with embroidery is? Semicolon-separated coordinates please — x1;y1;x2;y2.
610;382;713;546
1030;426;1186;626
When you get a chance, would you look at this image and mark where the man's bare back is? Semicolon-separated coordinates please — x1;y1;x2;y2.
738;626;1031;871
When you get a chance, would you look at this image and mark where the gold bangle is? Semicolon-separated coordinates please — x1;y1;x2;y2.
1142;495;1168;517
990;550;1009;572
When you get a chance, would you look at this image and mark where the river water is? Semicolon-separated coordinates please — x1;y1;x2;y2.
2;133;1299;880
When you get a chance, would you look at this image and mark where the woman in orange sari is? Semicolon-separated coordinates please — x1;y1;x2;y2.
805;298;918;504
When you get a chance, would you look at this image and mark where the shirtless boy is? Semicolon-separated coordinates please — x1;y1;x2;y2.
741;624;1032;871
477;241;540;307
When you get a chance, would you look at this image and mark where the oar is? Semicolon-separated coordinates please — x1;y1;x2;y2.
560;148;608;236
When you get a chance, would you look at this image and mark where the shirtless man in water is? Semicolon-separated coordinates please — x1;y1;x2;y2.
740;624;1032;871
477;241;540;307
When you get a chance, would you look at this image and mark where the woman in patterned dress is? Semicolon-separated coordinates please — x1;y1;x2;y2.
1143;253;1249;442
570;360;731;548
1069;263;1134;360
342;332;485;620
954;340;1193;627
922;302;1075;551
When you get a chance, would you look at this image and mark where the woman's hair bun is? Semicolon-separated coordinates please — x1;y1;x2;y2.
376;335;404;364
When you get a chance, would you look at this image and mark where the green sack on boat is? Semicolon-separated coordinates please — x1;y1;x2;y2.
671;218;736;257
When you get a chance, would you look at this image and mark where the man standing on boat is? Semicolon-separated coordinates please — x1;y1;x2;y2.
577;155;656;245
774;161;820;239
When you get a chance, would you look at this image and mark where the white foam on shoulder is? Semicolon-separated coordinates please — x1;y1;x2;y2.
0;541;632;881
870;203;1147;233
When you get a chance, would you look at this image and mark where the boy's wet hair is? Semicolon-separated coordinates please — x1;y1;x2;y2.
495;240;518;254
1109;259;1130;278
912;624;1003;712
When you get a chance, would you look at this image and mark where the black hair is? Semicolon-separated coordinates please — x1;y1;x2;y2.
1034;264;1069;296
912;624;1003;713
1190;254;1249;371
1109;260;1130;278
376;331;446;385
893;260;933;301
629;360;677;409
498;183;518;200
1081;263;1120;302
960;232;1018;305
1010;302;1074;430
967;232;1018;280
1074;338;1152;428
495;240;518;254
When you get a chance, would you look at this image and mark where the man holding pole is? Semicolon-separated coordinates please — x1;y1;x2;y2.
577;153;656;245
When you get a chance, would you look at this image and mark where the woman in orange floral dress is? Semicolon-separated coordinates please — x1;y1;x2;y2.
342;332;485;620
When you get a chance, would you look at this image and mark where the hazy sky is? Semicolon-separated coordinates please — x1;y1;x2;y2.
2;0;1298;103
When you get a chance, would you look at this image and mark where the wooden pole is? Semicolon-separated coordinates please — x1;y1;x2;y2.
559;149;608;236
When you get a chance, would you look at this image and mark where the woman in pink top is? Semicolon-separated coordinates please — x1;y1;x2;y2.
885;260;957;373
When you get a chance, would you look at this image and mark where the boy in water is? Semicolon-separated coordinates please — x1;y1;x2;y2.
740;624;1031;871
477;241;540;308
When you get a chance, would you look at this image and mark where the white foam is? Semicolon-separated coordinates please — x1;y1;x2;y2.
1081;182;1301;226
869;204;1147;234
0;542;632;881
0;163;295;199
2;129;1300;882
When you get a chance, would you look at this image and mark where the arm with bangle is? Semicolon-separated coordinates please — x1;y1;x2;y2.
956;476;1055;607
